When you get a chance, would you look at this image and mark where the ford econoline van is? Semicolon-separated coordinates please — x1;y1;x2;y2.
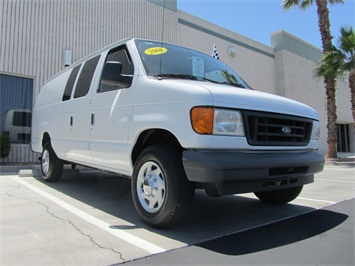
32;38;324;228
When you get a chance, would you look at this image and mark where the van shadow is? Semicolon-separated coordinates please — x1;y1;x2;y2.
33;167;348;249
195;208;349;255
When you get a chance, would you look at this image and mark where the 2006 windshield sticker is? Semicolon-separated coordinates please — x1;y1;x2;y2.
144;47;167;55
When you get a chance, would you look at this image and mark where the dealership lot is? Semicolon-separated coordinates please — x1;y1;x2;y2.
1;163;354;265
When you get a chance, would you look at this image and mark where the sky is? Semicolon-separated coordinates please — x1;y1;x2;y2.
177;0;355;49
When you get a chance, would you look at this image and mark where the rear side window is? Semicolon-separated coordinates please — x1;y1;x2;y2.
62;64;81;101
74;55;100;98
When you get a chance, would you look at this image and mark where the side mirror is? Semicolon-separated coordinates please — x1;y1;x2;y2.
100;61;123;86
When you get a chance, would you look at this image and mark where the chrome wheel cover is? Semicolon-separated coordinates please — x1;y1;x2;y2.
42;149;50;175
136;161;166;213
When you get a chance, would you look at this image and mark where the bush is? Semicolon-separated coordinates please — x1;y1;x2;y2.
0;135;11;158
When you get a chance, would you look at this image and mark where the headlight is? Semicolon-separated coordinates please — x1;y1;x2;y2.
213;109;244;136
311;120;320;140
190;107;245;136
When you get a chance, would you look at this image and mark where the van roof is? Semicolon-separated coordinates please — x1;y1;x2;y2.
42;37;133;85
42;38;189;86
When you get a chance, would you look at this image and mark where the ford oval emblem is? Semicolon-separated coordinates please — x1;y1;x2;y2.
282;127;292;135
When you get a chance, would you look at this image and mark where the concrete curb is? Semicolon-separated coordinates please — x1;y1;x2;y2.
325;160;355;166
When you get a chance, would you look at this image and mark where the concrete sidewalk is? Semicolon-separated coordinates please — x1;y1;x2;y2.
325;152;355;165
335;152;355;159
0;163;41;174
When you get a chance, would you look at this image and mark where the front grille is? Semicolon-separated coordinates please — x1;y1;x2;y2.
243;110;312;146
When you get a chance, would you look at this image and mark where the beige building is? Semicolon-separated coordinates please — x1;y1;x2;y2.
1;0;353;163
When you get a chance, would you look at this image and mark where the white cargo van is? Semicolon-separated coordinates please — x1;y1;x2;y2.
32;38;324;228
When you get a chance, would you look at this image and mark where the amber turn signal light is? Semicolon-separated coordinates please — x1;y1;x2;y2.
190;107;213;134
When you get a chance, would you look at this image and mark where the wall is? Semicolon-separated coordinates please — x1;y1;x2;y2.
0;0;178;105
177;11;276;94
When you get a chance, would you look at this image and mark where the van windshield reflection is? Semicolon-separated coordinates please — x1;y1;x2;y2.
135;40;251;89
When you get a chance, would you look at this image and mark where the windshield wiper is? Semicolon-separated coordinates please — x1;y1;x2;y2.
219;81;246;88
155;74;221;84
199;77;247;88
154;74;248;88
155;74;199;80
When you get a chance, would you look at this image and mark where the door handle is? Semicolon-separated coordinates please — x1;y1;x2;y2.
91;113;95;126
70;116;73;126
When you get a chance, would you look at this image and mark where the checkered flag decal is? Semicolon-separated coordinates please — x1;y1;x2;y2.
212;44;219;60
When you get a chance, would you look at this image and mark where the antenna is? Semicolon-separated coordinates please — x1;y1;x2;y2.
159;0;166;75
160;0;166;43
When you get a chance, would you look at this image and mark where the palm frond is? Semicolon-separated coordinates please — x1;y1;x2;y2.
282;0;301;9
300;0;314;9
338;26;355;72
314;45;345;79
328;0;345;5
282;0;314;10
339;27;355;53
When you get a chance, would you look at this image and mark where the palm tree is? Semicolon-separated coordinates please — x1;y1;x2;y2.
314;46;340;159
282;0;344;159
314;46;344;128
338;27;355;122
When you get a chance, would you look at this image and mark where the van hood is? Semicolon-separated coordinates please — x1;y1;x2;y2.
179;80;319;120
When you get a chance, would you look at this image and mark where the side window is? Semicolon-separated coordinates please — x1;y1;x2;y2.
98;46;134;93
62;64;81;101
74;55;100;99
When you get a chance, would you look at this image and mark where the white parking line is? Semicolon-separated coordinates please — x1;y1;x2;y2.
316;178;355;184
11;176;166;255
297;197;336;204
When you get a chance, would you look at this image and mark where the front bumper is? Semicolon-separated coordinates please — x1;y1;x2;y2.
182;150;324;195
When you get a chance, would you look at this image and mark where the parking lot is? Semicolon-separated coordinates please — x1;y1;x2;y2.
1;163;354;265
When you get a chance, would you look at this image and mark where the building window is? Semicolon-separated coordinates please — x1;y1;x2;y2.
337;124;350;152
0;74;33;144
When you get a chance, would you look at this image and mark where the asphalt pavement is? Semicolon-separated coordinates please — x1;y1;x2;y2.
124;198;354;265
1;161;354;265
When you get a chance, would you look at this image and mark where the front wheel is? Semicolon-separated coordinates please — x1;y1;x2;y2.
132;145;194;229
254;186;303;204
41;143;63;182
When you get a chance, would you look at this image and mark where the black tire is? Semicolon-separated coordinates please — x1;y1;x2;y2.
254;186;303;204
132;145;194;229
41;143;63;182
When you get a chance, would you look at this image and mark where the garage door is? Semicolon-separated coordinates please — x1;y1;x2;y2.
0;73;37;163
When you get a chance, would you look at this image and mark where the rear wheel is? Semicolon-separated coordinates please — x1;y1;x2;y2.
41;143;63;182
132;145;194;228
254;186;303;204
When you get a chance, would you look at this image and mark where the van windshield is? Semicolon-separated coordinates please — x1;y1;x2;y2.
135;40;251;89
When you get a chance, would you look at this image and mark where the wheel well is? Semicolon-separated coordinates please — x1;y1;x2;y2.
132;129;182;165
42;132;51;148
